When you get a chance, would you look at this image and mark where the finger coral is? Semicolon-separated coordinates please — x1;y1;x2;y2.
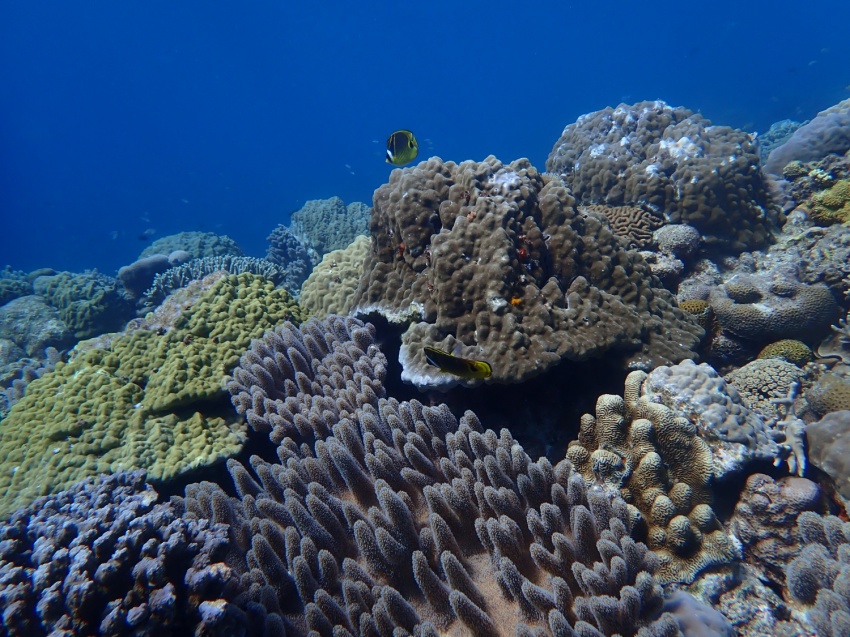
567;371;739;584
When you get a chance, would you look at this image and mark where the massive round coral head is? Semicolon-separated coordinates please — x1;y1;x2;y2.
352;155;703;390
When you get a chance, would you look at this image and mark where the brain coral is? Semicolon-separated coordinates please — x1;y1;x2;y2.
0;273;307;516
806;373;850;416
808;179;850;225
567;370;739;584
299;235;371;318
195;317;712;636
757;339;813;367
288;196;371;264
351;155;703;390
546;100;780;252
723;358;807;420
709;273;838;344
578;204;664;249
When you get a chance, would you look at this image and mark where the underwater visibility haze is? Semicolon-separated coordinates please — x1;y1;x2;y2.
3;2;850;637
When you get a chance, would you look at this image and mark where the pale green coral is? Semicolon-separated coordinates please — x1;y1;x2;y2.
0;273;306;516
299;235;370;318
809;179;850;226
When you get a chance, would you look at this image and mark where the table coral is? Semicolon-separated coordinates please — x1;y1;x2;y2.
351;155;702;390
567;370;739;584
546;100;780;252
0;273;306;516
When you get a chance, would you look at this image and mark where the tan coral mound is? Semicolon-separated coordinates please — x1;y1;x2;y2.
351;156;703;390
567;370;739;583
299;235;370;318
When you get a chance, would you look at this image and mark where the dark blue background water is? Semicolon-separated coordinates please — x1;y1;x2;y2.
2;1;848;274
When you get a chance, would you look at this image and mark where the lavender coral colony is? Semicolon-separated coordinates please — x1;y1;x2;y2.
3;98;850;637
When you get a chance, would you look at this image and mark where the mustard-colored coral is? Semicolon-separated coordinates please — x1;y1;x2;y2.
809;179;850;225
757;339;813;367
299;235;370;318
567;370;739;583
678;299;714;330
0;273;306;517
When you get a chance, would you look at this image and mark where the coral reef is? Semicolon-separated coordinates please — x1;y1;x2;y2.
263;225;314;292
640;361;788;476
196;316;707;636
807;410;850;502
32;271;133;340
785;511;850;637
142;255;296;308
117;254;172;298
139;231;243;260
764;98;850;176
654;225;702;261
807;179;850;225
546;100;780;252
567;370;739;584
724;358;807;420
351;155;702;389
299;235;370;318
708;272;838;346
288;196;371;264
578;204;664;249
757;119;806;163
0;471;243;636
0;268;33;307
730;474;826;589
0;274;306;516
0;346;60;418
807;373;850;416
0;295;74;356
757;339;813;367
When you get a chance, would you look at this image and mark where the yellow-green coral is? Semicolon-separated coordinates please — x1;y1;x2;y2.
299;235;370;318
0;273;306;517
757;339;813;367
807;373;850;416
809;179;850;226
678;299;714;330
567;370;739;584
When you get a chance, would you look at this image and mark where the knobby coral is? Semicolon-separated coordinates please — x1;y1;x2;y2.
351;156;702;390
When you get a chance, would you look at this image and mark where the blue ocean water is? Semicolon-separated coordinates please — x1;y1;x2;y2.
1;0;848;274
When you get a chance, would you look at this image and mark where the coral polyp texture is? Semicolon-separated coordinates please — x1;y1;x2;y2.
546;100;780;252
567;370;739;584
299;235;371;318
288;196;371;264
350;155;703;390
0;273;306;516
226;315;387;444
0;471;243;637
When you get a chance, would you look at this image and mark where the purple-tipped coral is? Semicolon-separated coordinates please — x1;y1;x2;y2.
195;316;712;636
0;471;243;637
227;315;387;444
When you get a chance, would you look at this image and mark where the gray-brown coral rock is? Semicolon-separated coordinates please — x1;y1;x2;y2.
351;155;702;390
546;100;780;252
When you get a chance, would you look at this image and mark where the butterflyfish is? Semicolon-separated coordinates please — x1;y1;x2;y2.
423;346;492;380
386;130;419;166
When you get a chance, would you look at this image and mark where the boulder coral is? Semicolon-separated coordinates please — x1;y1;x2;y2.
546;100;780;252
351;155;703;390
0;273;306;516
299;235;371;318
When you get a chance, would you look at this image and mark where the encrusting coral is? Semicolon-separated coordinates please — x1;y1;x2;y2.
567;371;739;584
351;155;703;390
0;273;307;517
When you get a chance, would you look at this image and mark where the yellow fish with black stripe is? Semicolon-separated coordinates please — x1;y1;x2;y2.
424;346;491;379
386;130;419;166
